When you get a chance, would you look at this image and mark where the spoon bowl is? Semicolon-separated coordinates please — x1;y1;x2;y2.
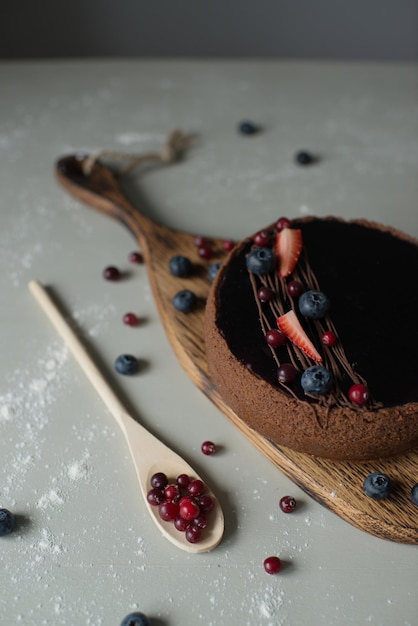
28;279;224;553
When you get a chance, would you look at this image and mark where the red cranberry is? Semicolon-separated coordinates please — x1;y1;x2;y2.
275;217;291;231
253;230;271;246
194;235;206;247
198;244;213;260
185;524;202;543
322;331;337;346
123;312;139;327
279;495;296;513
222;239;235;251
179;498;200;521
192;514;208;529
158;500;179;521
150;472;168;490
201;441;216;455
287;280;304;298
174;516;190;532
348;384;370;405
129;251;143;264
257;286;274;303
164;484;179;501
146;488;164;506
265;329;285;348
176;473;191;490
263;556;282;574
277;363;297;384
103;266;120;281
198;495;214;513
188;479;206;496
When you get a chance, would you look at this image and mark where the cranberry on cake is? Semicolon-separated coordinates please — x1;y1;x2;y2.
205;216;418;461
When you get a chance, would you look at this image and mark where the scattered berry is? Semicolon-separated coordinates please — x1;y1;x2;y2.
123;312;139;327
208;262;222;282
257;286;274;302
279;496;296;513
0;509;15;536
348;384;370;405
172;289;197;313
103;266;120;281
277;363;298;384
128;251;143;264
246;247;275;275
299;290;330;319
265;329;286;348
411;484;418;507
114;354;139;375
193;235;206;247
120;611;150;626
221;239;235;251
287;280;305;298
275;228;303;278
322;330;337;346
253;230;271;247
275;217;291;231
263;556;282;574
169;255;192;277
277;310;322;362
238;120;259;135
198;243;213;260
201;441;216;455
295;150;314;165
363;472;393;500
301;365;333;395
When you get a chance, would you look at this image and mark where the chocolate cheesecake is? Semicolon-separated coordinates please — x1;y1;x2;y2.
205;216;418;460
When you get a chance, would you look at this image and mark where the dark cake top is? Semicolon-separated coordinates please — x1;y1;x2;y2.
216;217;418;409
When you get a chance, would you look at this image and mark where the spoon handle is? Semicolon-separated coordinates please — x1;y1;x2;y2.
28;280;129;431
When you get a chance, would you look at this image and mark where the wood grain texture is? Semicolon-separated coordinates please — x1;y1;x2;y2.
55;154;418;544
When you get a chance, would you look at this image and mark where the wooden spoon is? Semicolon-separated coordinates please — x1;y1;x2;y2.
54;149;418;544
28;280;224;554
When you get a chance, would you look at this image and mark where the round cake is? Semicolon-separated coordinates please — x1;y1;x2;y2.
205;216;418;460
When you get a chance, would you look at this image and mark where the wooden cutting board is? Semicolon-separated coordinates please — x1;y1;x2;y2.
55;151;418;544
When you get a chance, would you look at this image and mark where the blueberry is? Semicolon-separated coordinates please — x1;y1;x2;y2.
172;289;197;313
298;290;330;319
301;365;333;395
114;354;139;376
363;472;393;500
238;120;259;135
208;262;222;282
411;484;418;507
169;255;192;277
295;150;314;165
246;247;275;275
0;508;15;536
120;612;149;626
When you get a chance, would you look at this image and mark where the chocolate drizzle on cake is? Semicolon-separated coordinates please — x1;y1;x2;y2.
246;234;381;426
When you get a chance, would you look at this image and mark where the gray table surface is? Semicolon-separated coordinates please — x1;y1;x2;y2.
0;59;417;626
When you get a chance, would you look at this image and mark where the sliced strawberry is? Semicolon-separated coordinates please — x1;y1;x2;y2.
275;228;302;278
277;310;322;362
